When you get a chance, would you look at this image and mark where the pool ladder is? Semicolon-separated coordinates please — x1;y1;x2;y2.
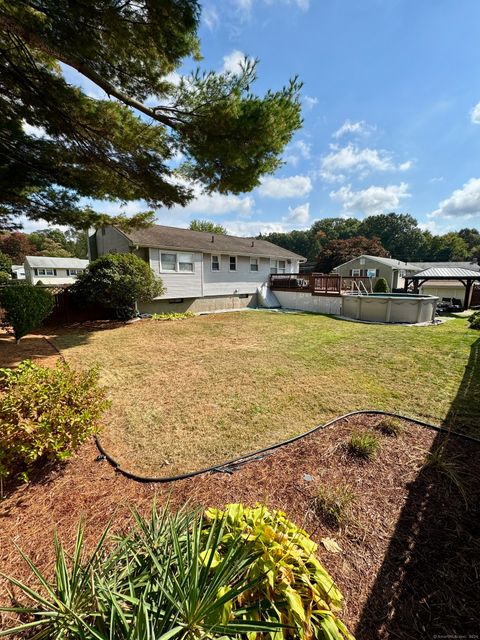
350;280;370;295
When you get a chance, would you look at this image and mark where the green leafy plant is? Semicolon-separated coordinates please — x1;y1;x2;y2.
0;284;54;342
70;253;164;319
468;311;480;330
373;277;390;293
0;250;11;275
313;484;355;528
347;431;381;460
376;417;404;437
205;503;354;639
151;311;195;321
0;502;354;639
0;360;109;483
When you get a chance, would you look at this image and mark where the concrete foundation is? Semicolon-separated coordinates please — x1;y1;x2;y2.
139;293;257;315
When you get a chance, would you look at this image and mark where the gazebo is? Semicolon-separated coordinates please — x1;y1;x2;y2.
404;267;480;310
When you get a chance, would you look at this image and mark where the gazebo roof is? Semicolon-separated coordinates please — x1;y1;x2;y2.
410;267;480;279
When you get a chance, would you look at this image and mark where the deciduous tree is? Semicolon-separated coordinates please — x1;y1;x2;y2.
315;236;388;273
189;220;227;235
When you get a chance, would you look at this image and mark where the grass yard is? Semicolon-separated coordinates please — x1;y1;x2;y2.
52;311;480;477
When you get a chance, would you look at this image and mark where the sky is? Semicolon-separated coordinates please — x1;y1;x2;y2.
29;0;480;236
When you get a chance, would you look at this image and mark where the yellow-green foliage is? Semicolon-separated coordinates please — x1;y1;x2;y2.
0;360;110;481
205;503;354;640
151;311;196;321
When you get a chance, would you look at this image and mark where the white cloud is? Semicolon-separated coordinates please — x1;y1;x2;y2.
430;177;480;219
303;95;318;110
203;5;220;29
330;182;410;216
221;49;254;74
284;140;312;166
470;102;480;124
283;202;310;224
428;176;444;183
333;120;375;139
225;220;294;236
258;174;312;198
320;144;412;182
233;0;309;15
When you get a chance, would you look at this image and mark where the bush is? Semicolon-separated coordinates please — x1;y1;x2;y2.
373;277;390;293
468;311;480;330
71;253;164;319
151;311;195;321
347;431;381;460
0;249;11;274
0;360;109;482
0;284;54;341
1;502;353;640
376;417;404;437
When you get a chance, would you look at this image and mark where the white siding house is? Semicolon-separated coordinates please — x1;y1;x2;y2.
92;225;305;313
24;256;89;286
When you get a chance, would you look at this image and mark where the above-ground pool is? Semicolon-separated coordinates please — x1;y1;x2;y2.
341;293;438;324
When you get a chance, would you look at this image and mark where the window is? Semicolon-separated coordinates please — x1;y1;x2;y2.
178;253;194;272
351;268;361;276
270;259;286;274
161;253;176;271
68;269;83;277
360;257;365;265
211;255;220;271
169;298;184;304
36;268;55;276
250;257;259;272
160;253;194;273
229;256;237;271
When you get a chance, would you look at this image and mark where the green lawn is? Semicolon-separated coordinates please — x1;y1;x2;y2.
53;311;479;477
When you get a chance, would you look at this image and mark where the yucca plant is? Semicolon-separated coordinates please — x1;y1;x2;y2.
0;503;286;639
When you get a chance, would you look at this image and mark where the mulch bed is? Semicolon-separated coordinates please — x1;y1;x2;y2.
1;413;479;639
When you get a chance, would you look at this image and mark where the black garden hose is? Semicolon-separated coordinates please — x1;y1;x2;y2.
94;410;480;484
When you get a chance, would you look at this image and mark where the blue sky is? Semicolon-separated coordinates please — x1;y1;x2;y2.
34;0;480;235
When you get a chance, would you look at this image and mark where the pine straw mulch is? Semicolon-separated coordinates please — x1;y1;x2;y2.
1;414;479;639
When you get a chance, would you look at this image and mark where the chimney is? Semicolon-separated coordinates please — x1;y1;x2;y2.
211;235;214;242
251;240;255;247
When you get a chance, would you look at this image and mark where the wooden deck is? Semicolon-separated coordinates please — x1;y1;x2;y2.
269;273;373;296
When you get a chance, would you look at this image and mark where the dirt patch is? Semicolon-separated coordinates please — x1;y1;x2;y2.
1;415;479;639
0;329;58;368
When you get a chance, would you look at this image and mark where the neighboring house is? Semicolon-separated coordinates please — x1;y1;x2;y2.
92;224;305;313
332;255;420;290
11;264;25;280
24;256;89;285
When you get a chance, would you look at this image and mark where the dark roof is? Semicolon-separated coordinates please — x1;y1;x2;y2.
410;261;480;272
410;267;480;279
117;224;306;260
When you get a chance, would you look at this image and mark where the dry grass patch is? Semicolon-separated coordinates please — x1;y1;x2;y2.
50;311;479;477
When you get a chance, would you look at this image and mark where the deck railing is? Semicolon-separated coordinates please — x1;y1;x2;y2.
269;274;373;296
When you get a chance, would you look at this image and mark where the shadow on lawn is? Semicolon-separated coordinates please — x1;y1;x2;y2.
355;337;480;639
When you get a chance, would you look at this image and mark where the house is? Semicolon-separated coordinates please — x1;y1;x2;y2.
332;255;420;290
24;256;89;286
11;264;25;280
92;224;305;313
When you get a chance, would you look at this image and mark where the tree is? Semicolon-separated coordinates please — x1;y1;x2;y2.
358;213;426;261
315;236;389;273
71;253;163;318
28;231;73;257
423;232;469;262
0;249;11;273
0;1;302;231
0;232;37;262
0;284;54;342
259;230;312;261
189;220;227;235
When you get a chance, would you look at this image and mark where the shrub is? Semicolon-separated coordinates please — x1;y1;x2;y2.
151;311;195;321
0;502;353;640
0;249;11;275
373;277;389;293
70;253;164;319
468;311;480;330
0;360;109;482
376;417;404;437
347;431;381;460
0;284;54;342
313;484;355;528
